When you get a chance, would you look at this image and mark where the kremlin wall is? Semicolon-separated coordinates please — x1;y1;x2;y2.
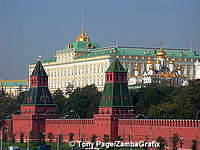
3;59;200;150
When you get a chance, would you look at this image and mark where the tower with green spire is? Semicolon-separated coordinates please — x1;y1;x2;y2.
23;60;54;105
94;58;134;141
98;58;134;115
12;60;59;142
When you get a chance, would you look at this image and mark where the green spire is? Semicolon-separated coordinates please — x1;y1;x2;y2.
23;61;55;105
100;59;133;107
106;58;127;72
31;61;47;76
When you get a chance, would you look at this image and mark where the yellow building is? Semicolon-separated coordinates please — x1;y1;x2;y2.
0;80;28;97
29;30;200;92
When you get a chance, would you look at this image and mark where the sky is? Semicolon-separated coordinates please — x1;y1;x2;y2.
0;0;199;79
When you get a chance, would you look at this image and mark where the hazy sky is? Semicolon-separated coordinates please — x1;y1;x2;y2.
0;0;199;79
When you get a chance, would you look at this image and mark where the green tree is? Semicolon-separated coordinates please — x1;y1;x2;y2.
65;84;101;118
68;133;74;141
171;134;181;150
20;133;24;143
38;132;45;145
90;134;98;143
52;89;67;114
191;139;197;150
47;132;54;143
156;136;167;150
103;135;110;142
133;84;174;115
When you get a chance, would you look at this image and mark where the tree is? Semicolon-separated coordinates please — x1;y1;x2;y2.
133;84;174;115
68;133;74;141
191;139;197;150
20;133;24;143
38;132;45;145
103;135;110;142
65;84;101;118
114;135;122;141
156;136;167;150
47;132;54;143
10;134;16;143
91;134;98;143
65;82;74;97
52;89;67;114
171;134;181;150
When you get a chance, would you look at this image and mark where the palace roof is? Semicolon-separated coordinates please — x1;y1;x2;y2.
0;80;28;87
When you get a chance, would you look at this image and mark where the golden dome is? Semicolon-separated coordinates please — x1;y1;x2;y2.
147;60;153;64
76;29;90;42
149;65;154;70
134;65;139;70
177;65;182;70
156;60;161;64
157;48;167;57
169;61;174;64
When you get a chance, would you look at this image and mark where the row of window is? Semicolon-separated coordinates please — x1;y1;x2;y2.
48;78;105;89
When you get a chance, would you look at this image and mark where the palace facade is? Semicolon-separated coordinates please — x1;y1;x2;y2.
3;59;199;150
28;29;200;92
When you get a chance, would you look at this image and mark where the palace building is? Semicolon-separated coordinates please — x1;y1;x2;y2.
0;80;28;97
28;29;200;92
3;58;199;150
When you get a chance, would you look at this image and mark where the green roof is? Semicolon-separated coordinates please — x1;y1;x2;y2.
100;82;132;107
23;87;54;105
106;59;127;72
75;47;200;59
41;57;57;63
31;61;48;76
65;41;101;50
24;60;54;105
0;80;28;87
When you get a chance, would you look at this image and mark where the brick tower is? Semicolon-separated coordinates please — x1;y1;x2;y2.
94;58;134;141
12;60;60;142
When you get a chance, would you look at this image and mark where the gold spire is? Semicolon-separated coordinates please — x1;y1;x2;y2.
76;29;90;42
157;48;167;58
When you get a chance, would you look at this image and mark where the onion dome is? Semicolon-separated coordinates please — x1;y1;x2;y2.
177;65;182;70
76;29;90;42
156;60;161;64
134;64;139;71
149;65;154;70
157;48;167;58
146;57;152;64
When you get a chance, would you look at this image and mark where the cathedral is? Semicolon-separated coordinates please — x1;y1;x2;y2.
3;58;199;150
28;29;200;92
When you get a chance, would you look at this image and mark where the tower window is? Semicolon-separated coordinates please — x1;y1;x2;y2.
110;74;112;80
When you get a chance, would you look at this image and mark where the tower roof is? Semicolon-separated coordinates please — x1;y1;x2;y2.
106;59;127;73
23;61;54;105
31;61;47;77
100;59;133;108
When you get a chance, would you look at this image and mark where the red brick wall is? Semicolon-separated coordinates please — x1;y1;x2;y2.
118;119;200;149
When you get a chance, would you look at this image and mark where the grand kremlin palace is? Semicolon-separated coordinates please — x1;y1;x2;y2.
28;29;200;92
1;29;200;96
